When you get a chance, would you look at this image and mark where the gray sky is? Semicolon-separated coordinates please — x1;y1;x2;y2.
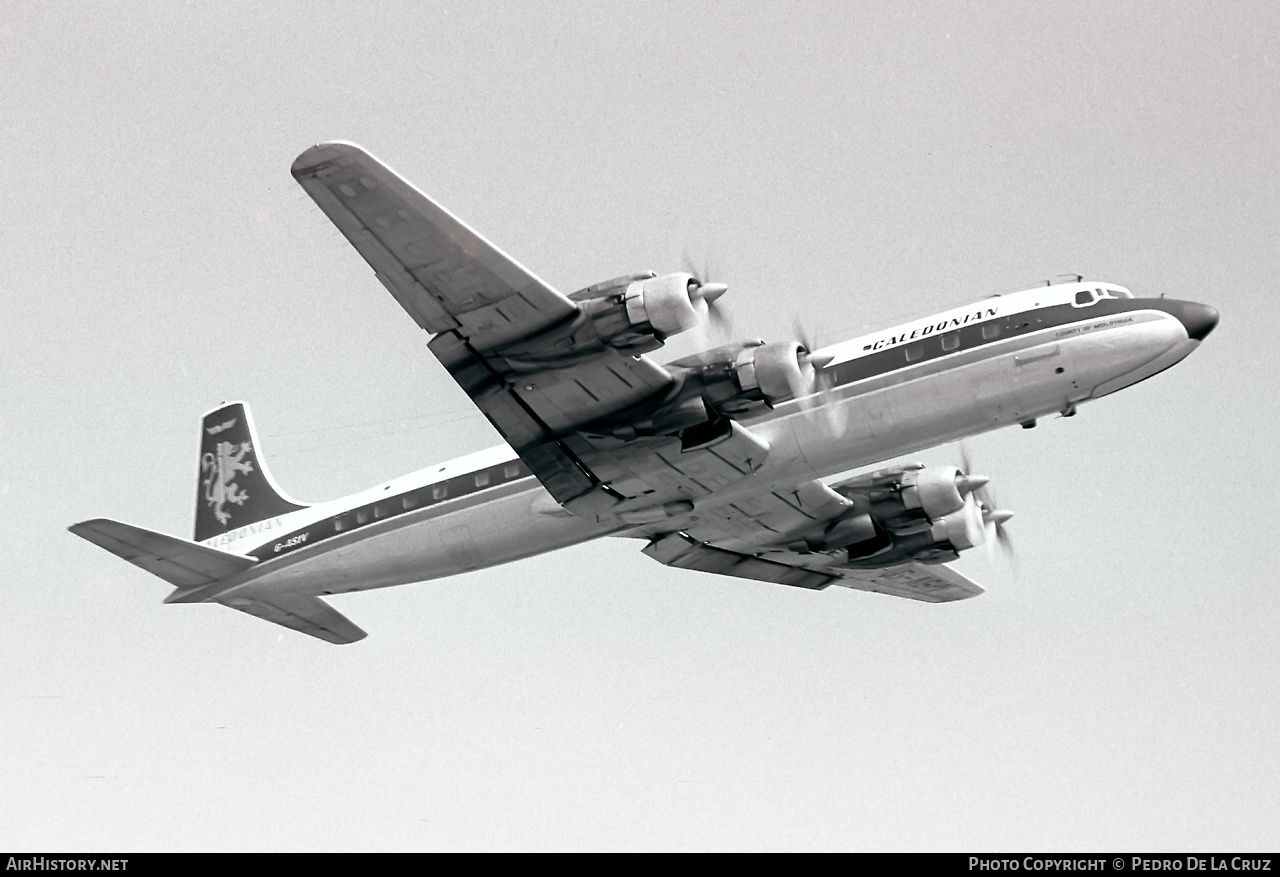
2;0;1276;851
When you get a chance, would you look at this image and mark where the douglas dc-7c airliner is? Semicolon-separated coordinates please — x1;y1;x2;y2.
70;142;1219;644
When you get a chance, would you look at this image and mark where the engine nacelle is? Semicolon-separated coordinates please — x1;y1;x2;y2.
733;341;816;407
503;272;727;367
624;273;712;337
665;338;820;418
836;464;979;531
927;493;986;551
840;498;985;569
901;465;967;520
828;464;1000;568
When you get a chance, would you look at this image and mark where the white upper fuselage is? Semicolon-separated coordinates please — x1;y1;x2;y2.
199;280;1206;601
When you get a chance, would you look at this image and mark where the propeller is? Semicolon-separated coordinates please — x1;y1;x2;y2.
683;251;732;336
792;319;846;434
959;443;1016;564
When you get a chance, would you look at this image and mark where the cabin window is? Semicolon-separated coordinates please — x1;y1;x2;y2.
981;323;1001;340
356;509;371;525
475;471;491;488
374;503;388;519
904;344;924;363
334;517;349;533
402;494;419;510
503;463;521;479
941;332;961;351
431;484;448;500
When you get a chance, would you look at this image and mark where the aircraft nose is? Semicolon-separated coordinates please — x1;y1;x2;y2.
1172;300;1219;341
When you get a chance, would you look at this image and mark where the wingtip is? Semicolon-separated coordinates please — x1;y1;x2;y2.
67;517;109;537
315;623;369;645
290;140;370;178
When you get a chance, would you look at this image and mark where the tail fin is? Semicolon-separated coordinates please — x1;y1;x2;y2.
195;402;307;541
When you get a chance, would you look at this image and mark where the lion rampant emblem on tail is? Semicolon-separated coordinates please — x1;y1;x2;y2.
201;440;254;525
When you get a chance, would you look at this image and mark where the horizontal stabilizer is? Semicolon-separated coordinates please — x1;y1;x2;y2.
217;592;367;645
69;518;256;588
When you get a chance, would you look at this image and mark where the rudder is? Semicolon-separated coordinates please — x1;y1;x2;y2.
195;402;307;541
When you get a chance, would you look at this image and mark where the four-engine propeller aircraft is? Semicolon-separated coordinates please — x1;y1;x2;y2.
69;142;1219;644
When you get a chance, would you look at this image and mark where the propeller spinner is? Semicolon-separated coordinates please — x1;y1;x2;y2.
682;257;731;334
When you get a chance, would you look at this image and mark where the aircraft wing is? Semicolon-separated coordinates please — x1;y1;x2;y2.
645;531;981;602
832;562;984;602
292;142;763;522
290;141;576;346
641;477;985;602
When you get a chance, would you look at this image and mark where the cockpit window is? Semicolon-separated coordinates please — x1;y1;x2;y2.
1074;290;1096;306
1107;287;1134;299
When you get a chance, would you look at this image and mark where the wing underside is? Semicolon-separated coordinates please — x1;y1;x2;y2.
833;561;984;602
638;468;986;602
291;141;770;525
643;530;983;602
290;141;575;346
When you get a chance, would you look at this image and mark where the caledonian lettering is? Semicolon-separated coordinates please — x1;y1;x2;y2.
866;308;999;352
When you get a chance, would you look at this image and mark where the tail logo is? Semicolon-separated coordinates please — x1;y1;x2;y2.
201;440;254;525
205;417;238;436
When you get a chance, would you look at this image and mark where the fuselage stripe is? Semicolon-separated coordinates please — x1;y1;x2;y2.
824;298;1169;390
252;459;534;562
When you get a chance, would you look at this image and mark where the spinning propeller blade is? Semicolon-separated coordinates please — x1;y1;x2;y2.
959;443;1017;567
682;251;732;337
792;319;846;434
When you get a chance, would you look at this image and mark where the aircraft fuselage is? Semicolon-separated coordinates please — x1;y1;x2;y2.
178;280;1214;604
